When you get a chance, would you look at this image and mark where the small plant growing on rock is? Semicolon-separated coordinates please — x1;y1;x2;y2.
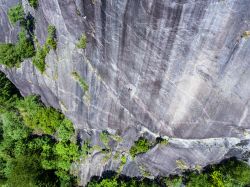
129;137;151;158
7;3;25;24
28;0;39;9
0;30;35;67
71;71;89;92
32;25;57;73
46;25;57;50
76;34;87;49
121;155;127;165
242;31;250;38
176;159;188;170
100;131;110;148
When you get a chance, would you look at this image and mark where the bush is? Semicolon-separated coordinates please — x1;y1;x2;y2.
46;25;57;50
32;25;57;73
28;0;39;9
15;30;36;58
100;131;110;147
0;30;35;68
76;34;87;49
121;155;127;165
72;71;89;92
0;44;20;67
7;3;25;24
32;45;48;72
129;137;151;158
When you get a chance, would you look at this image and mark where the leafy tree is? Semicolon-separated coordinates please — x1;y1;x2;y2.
0;72;21;112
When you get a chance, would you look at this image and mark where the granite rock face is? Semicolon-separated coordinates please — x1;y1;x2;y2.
1;0;250;185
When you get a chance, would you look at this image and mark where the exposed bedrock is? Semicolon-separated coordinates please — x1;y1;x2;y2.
1;0;250;185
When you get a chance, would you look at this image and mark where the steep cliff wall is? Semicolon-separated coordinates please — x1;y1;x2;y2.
1;0;250;185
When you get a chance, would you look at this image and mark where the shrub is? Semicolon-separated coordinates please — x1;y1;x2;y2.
32;45;47;72
100;131;110;147
76;34;87;49
7;3;25;24
32;25;57;73
2;4;35;68
46;25;57;50
121;155;127;165
57;119;75;141
72;71;89;92
129;137;151;158
15;30;35;58
176;159;188;170
28;0;39;9
0;30;35;68
0;44;20;67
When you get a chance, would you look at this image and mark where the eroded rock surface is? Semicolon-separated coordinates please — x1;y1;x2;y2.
1;0;250;185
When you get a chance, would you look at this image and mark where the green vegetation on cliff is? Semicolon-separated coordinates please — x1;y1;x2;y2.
0;30;35;67
0;72;80;186
28;0;39;9
7;3;25;24
76;34;87;49
87;158;250;187
32;25;57;73
1;3;56;73
129;137;151;158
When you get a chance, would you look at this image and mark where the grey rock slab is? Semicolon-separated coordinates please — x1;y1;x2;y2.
1;0;250;185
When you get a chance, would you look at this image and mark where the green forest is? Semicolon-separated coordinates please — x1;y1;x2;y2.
0;72;80;186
